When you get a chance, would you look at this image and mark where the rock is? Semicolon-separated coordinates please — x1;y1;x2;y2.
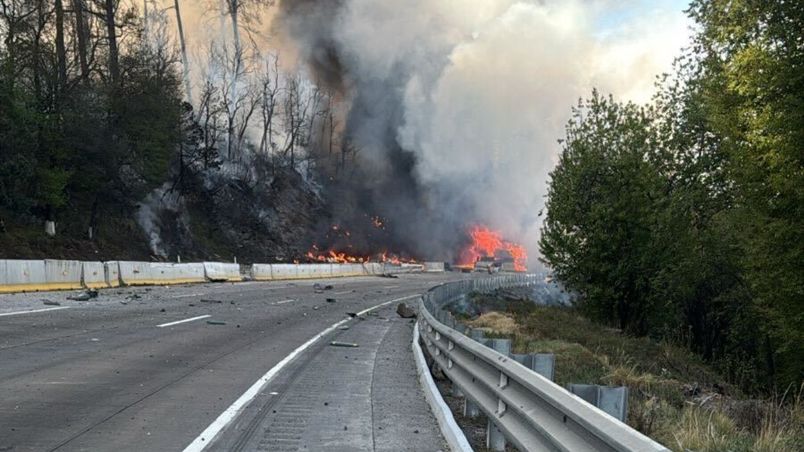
396;303;417;318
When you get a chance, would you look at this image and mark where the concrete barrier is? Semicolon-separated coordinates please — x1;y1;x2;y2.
270;264;299;280
119;261;206;285
44;259;83;290
250;264;274;281
0;259;46;293
151;263;206;284
423;262;446;273
105;261;121;287
82;261;108;289
203;262;242;282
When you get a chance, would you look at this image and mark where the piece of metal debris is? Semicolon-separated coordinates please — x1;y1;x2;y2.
330;341;359;348
206;320;226;325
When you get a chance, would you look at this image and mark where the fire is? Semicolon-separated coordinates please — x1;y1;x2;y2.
458;225;528;272
305;245;417;265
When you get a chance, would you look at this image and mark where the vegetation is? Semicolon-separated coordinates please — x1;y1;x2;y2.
460;294;803;451
0;1;183;245
540;1;803;394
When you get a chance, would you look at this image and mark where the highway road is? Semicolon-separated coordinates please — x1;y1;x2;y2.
0;273;464;451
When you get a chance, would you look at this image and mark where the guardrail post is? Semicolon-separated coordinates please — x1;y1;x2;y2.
485;338;512;450
511;352;556;381
463;399;481;417
486;420;506;451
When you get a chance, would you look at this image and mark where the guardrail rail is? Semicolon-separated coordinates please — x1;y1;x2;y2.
418;275;669;452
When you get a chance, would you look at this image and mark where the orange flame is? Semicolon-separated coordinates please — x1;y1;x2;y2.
305;245;417;265
458;225;528;272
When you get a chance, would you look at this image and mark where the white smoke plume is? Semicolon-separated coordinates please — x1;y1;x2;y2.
273;0;689;260
156;0;690;263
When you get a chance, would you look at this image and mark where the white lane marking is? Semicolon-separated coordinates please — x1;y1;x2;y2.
183;293;421;452
272;299;295;305
383;285;400;289
333;291;352;295
0;306;70;317
170;293;206;299
157;315;211;328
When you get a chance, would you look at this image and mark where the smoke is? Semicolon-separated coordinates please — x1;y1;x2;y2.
271;0;689;263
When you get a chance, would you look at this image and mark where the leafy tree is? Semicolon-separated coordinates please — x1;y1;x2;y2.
689;0;804;387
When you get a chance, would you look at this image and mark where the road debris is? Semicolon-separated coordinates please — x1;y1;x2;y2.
206;320;226;325
200;299;223;304
396;302;417;318
338;326;350;330
66;289;98;301
379;273;399;279
326;298;337;303
330;341;359;348
42;299;61;306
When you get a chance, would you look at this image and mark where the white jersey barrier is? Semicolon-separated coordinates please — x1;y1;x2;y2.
203;262;243;282
105;261;121;288
423;262;446;273
44;260;83;290
82;261;107;289
0;260;47;293
1;259;423;293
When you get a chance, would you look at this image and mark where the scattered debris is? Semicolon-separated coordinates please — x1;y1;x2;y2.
313;306;320;310
326;298;337;303
160;308;166;312
120;300;128;305
330;341;359;348
339;326;350;330
42;299;61;306
346;312;358;318
396;302;417;319
66;289;98;301
200;299;223;304
379;273;399;279
314;282;335;293
126;293;141;301
206;320;226;325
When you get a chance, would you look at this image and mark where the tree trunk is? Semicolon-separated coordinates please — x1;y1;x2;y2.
72;0;90;83
173;0;193;102
55;0;67;92
105;0;120;84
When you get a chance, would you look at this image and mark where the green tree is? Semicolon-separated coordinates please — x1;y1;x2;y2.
689;0;804;387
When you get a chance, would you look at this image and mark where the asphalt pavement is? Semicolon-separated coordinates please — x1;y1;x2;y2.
0;273;464;451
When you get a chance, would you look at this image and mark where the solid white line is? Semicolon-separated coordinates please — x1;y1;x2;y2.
170;293;206;299
333;291;352;295
273;299;295;305
157;315;211;328
0;306;70;317
383;285;400;289
183;294;421;452
412;321;473;452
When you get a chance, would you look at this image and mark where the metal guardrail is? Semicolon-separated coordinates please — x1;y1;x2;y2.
418;275;669;451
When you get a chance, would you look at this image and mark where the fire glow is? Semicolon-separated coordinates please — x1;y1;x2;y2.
305;245;417;265
458;225;528;272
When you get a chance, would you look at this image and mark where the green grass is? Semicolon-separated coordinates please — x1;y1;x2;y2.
454;294;804;451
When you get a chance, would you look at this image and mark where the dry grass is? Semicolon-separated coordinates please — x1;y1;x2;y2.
465;311;520;335
454;298;804;451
